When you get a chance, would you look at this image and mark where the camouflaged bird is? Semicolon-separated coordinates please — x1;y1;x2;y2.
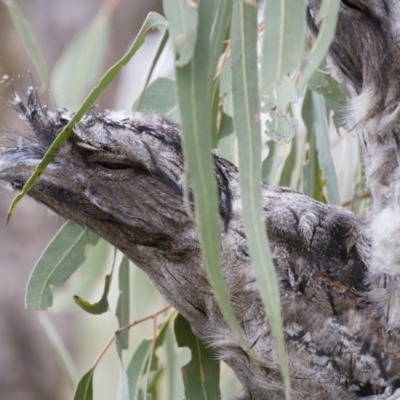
2;1;400;399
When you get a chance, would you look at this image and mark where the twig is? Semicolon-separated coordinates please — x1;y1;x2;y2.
341;192;370;208
92;304;172;369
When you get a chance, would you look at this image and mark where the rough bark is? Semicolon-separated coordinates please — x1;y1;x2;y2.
2;1;400;399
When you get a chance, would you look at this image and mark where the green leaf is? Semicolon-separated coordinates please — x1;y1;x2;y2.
310;91;341;205
209;0;232;79
116;256;131;354
308;70;347;130
296;0;341;90
73;367;95;400
266;117;298;144
164;326;188;400
219;113;234;139
127;312;173;400
134;77;178;119
301;89;325;202
51;2;112;109
8;12;168;219
230;1;291;399
174;314;220;400
127;339;153;400
174;0;249;353
73;268;112;315
38;314;78;388
262;141;277;181
261;0;307;96
279;136;297;187
265;76;298;143
162;0;198;67
117;364;130;400
3;0;49;90
25;221;100;309
308;70;346;105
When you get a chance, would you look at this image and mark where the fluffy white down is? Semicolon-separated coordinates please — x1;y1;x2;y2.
371;207;400;275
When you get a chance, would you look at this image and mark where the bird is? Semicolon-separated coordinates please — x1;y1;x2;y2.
2;0;400;398
0;86;396;399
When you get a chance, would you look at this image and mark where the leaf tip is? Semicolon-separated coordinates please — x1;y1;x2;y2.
5;212;12;225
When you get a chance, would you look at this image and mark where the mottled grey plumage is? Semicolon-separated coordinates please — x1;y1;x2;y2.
2;1;400;399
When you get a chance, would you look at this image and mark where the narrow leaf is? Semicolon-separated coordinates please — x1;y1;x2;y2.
262;141;277;181
301;89;325;202
162;0;198;67
51;2;113;109
174;0;249;352
308;70;347;130
279;136;297;187
127;312;174;400
73;367;95;400
8;12;167;218
116;256;131;353
73;269;112;315
219;113;234;139
296;0;341;90
38;314;78;388
265;76;299;144
209;0;233;79
25;221;100;309
134;77;178;119
127;339;153;400
174;314;220;400
261;0;307;95
132;28;170;111
3;0;49;89
266;117;298;144
231;1;291;398
308;69;346;105
310;91;341;205
116;364;130;400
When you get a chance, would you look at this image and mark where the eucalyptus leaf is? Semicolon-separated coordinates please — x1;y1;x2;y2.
73;269;112;315
116;256;131;354
302;90;325;202
266;116;298;144
38;314;78;388
310;91;341;205
297;0;341;90
162;0;198;67
140;29;170;96
308;70;346;105
127;340;152;400
209;0;232;79
219;113;234;139
117;364;130;400
25;221;100;310
3;0;49;89
127;312;173;400
174;0;249;352
279;136;297;187
174;314;221;400
265;76;298;144
231;1;291;398
73;367;95;400
134;77;178;119
261;0;307;96
51;3;112;109
308;70;347;130
262;140;277;182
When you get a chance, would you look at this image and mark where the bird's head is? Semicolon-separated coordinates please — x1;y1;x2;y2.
0;88;195;256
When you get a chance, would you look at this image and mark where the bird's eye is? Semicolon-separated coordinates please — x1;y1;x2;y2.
341;0;362;12
97;161;131;170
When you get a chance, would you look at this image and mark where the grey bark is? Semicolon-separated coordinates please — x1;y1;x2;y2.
2;1;400;399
